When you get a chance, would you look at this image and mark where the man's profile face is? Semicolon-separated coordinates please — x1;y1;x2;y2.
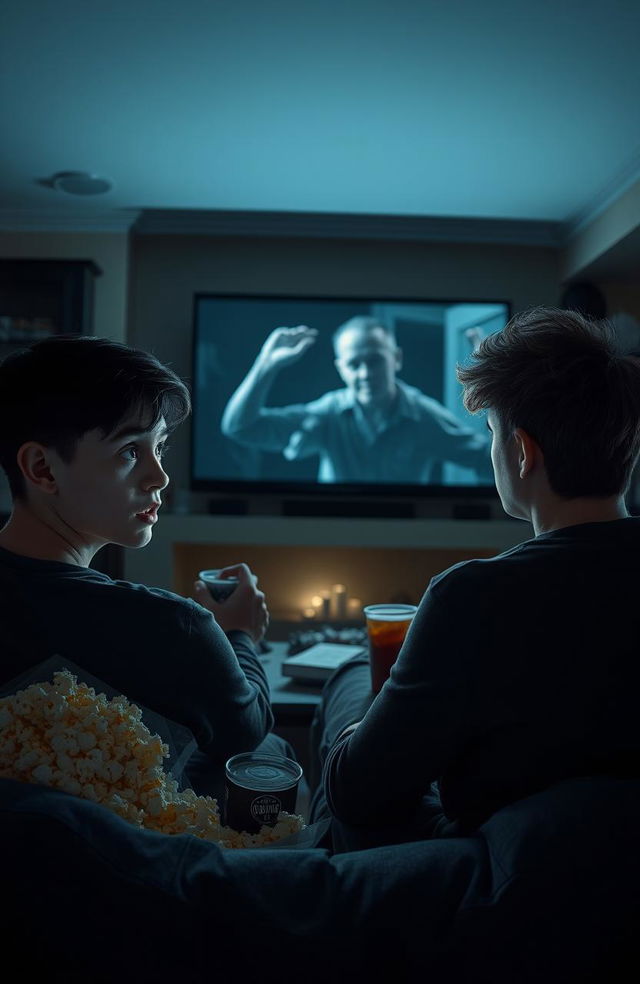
334;326;401;408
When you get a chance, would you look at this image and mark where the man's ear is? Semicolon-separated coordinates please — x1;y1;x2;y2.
513;428;541;479
16;442;58;495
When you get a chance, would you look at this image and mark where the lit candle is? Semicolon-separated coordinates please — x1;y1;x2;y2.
301;607;317;621
332;584;347;620
347;597;362;620
320;590;331;619
310;595;324;615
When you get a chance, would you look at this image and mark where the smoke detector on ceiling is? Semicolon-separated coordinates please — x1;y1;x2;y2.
51;171;113;196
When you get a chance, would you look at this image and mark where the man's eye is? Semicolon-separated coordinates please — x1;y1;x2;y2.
121;446;138;460
156;443;169;459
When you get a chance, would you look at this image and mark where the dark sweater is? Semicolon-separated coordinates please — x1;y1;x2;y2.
0;546;273;770
324;518;640;831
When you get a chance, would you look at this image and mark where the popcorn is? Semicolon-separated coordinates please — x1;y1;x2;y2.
0;670;305;848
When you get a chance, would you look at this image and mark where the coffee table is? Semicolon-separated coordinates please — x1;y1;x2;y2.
260;640;323;724
257;640;327;791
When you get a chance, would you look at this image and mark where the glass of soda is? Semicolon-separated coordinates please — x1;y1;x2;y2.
363;603;418;694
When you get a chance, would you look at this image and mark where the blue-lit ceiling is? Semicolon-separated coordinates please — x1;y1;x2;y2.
1;0;639;226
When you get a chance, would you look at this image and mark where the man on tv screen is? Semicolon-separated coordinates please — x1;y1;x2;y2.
221;315;492;484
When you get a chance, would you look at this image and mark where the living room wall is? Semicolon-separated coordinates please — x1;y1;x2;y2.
128;232;562;507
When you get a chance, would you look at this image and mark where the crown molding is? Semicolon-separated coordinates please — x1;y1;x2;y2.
0;208;140;233
565;151;640;239
133;208;565;247
0;205;569;247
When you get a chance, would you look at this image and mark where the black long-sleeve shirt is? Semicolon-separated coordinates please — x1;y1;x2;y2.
324;518;640;831
0;546;273;771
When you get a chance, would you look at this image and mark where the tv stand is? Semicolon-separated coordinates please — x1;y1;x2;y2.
451;503;492;520
124;514;530;598
282;499;415;519
204;496;497;520
208;498;249;515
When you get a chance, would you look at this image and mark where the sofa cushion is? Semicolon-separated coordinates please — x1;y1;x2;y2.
452;775;640;982
1;776;638;982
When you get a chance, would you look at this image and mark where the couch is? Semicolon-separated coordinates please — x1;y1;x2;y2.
1;775;638;983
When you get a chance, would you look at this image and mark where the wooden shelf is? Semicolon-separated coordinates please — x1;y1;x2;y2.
0;258;102;343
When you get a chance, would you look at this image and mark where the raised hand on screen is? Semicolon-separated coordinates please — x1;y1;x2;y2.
258;325;318;372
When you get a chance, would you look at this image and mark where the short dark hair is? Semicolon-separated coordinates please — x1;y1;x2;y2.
332;316;396;355
456;307;640;498
0;335;191;500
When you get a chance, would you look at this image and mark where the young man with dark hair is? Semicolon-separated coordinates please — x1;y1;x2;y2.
311;307;640;848
0;335;286;799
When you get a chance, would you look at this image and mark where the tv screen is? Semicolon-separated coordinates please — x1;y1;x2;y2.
190;294;510;497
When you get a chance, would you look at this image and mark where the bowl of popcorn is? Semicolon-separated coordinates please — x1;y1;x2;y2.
0;667;305;849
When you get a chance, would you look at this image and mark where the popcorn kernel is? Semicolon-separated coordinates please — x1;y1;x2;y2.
0;670;304;848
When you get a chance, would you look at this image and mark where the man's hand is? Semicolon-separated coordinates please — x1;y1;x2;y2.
258;325;318;372
220;326;318;438
193;562;270;644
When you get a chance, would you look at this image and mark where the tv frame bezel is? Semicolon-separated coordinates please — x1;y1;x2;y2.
189;291;511;500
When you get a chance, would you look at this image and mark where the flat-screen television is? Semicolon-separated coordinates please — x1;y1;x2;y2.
190;294;510;499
